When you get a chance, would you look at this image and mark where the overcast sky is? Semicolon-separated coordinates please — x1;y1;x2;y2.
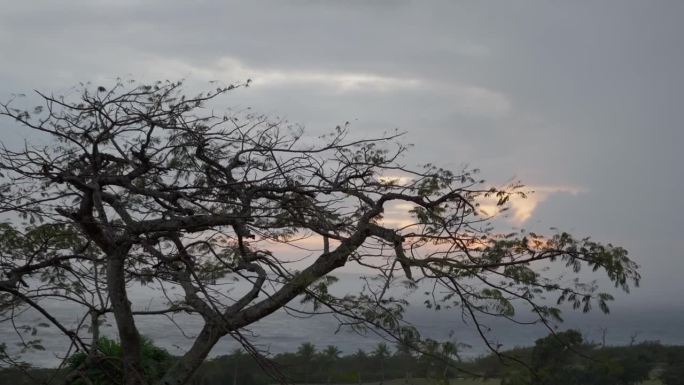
1;0;683;304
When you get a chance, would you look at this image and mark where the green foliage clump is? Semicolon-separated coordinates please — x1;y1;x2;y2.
501;330;654;385
67;337;174;385
660;346;684;385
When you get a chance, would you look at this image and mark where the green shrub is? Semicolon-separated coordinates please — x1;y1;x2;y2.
67;337;174;385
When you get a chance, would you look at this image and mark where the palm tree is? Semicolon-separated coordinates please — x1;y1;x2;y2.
419;339;440;379
297;342;317;383
394;341;415;383
322;345;342;384
372;342;391;384
440;342;457;381
440;339;470;381
297;342;317;361
230;348;243;385
353;349;367;384
324;345;341;358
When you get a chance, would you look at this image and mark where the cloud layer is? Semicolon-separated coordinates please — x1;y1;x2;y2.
1;0;683;287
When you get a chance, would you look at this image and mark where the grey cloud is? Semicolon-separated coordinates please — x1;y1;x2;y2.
1;0;683;298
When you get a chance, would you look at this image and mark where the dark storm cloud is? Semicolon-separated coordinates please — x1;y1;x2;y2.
1;0;683;300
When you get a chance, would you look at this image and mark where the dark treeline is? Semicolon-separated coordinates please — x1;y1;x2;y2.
190;333;684;385
2;331;684;385
192;340;461;385
469;331;684;385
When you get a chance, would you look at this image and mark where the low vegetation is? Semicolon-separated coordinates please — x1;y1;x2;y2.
2;330;683;385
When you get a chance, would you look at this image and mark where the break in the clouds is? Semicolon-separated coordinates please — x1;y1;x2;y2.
1;0;683;300
139;55;511;118
377;183;584;228
478;185;585;226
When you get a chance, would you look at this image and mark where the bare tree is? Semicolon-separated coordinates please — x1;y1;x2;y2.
0;80;640;385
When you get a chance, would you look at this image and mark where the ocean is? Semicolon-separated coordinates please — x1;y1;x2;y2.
2;273;683;367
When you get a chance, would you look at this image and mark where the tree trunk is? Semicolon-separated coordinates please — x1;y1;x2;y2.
88;310;100;360
107;253;145;385
157;229;367;385
155;323;222;385
233;359;238;385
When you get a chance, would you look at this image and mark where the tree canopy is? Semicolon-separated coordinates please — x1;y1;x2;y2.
0;80;640;385
501;330;654;385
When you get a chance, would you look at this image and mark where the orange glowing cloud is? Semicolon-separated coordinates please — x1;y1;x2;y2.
478;185;585;225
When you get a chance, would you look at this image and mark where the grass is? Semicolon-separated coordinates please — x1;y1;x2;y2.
343;379;500;385
321;378;663;385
